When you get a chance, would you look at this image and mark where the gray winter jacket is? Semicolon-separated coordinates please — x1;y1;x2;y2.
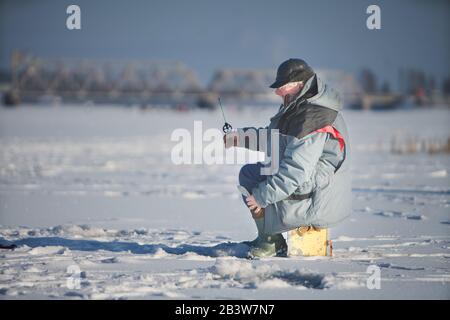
239;75;351;234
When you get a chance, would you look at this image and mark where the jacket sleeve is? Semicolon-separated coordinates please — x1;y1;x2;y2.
251;132;327;208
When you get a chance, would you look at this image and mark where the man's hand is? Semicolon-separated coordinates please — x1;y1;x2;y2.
223;133;238;149
245;195;262;214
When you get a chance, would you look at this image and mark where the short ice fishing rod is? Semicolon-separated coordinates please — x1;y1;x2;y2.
218;97;232;133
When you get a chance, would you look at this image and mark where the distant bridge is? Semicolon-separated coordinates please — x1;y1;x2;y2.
9;51;361;108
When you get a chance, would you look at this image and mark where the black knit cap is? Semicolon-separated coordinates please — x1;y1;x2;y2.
270;58;315;88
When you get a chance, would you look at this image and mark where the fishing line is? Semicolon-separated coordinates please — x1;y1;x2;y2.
218;97;232;133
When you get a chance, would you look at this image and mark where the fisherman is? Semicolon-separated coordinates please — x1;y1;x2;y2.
224;58;352;258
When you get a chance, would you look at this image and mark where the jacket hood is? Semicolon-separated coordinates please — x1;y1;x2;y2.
306;76;343;112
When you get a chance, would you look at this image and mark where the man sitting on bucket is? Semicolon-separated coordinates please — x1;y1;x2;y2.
224;58;352;258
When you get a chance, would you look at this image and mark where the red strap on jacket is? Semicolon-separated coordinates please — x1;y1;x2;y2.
313;125;345;152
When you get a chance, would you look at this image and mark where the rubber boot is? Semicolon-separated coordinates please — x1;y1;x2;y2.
242;217;265;247
247;233;287;259
245;217;287;258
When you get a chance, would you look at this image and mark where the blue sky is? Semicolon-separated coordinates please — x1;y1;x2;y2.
0;0;448;88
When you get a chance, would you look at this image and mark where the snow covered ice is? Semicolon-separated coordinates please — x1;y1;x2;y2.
0;105;449;299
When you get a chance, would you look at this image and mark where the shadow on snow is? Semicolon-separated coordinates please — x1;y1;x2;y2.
1;237;251;258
